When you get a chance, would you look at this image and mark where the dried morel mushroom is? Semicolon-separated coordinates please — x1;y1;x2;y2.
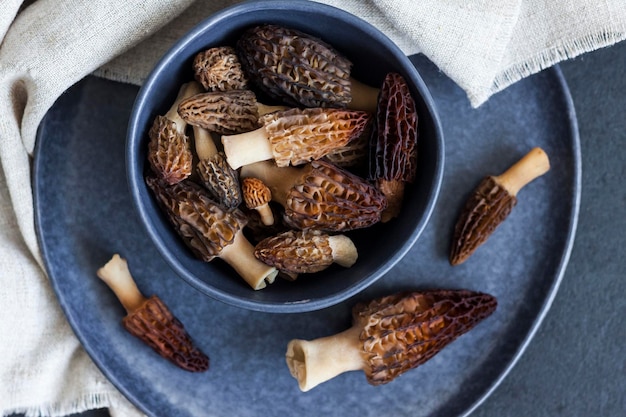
147;82;202;185
237;24;379;112
255;229;358;274
146;176;278;290
324;125;370;170
193;46;248;91
178;89;287;135
242;177;274;226
241;160;387;232
286;289;497;391
450;147;550;266
370;72;419;222
192;125;242;209
222;107;371;169
97;254;209;372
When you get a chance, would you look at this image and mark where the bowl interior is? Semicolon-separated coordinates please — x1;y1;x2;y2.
127;0;444;312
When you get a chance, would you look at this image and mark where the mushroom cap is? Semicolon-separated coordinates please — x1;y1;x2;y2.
450;176;517;265
284;160;387;231
241;177;272;209
193;46;248;91
147;115;194;185
353;289;497;385
370;72;418;183
178;89;261;135
196;152;242;209
146;176;247;262
262;107;371;167
254;229;334;274
236;24;353;108
122;295;209;372
324;126;370;169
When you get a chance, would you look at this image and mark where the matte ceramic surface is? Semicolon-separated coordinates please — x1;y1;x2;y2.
33;57;579;416
126;1;444;312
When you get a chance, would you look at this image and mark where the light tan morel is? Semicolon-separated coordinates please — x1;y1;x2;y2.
193;46;248;91
146;176;277;290
237;24;379;112
450;147;550;266
254;229;357;274
222;107;371;169
147;82;202;184
241;160;387;232
242;177;274;226
286;289;498;391
97;254;209;372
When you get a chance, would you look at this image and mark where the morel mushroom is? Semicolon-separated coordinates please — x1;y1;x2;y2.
241;160;387;232
450;147;550;266
237;24;379;112
146;176;278;290
192;125;242;209
193;46;248;91
255;229;357;274
97;254;209;372
370;72;419;222
324;124;370;170
178;89;287;135
241;177;274;226
222;107;371;169
286;289;497;391
147;82;202;185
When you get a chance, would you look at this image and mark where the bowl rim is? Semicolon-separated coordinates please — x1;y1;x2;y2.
126;0;445;313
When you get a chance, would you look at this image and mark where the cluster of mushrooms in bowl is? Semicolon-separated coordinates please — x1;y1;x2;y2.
126;2;444;313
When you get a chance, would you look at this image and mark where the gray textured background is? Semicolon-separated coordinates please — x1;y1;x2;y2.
13;31;626;417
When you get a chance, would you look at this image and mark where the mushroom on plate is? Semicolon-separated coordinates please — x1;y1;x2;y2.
241;160;387;232
146;176;278;290
237;24;379;112
286;289;497;391
221;107;371;169
97;254;209;372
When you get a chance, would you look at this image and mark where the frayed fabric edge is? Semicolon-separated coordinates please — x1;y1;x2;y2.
469;28;626;107
2;391;142;417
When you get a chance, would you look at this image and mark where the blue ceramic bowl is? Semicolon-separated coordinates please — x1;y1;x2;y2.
127;0;444;313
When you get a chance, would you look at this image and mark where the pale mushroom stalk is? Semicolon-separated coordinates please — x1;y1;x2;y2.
449;147;550;265
286;290;498;391
222;107;371;170
328;235;358;267
348;77;380;113
146;177;277;290
97;254;209;372
242;160;387;232
286;326;364;392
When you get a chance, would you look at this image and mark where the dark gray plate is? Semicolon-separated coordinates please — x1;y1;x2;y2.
33;55;580;417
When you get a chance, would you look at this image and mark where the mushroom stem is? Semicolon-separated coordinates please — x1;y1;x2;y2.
96;254;146;314
328;235;358;267
286;325;364;392
221;127;274;169
219;230;278;290
255;203;275;226
493;147;550;197
240;161;307;206
166;82;203;133
348;77;380;113
192;125;218;160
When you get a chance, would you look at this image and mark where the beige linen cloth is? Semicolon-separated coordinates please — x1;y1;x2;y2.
1;0;624;416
